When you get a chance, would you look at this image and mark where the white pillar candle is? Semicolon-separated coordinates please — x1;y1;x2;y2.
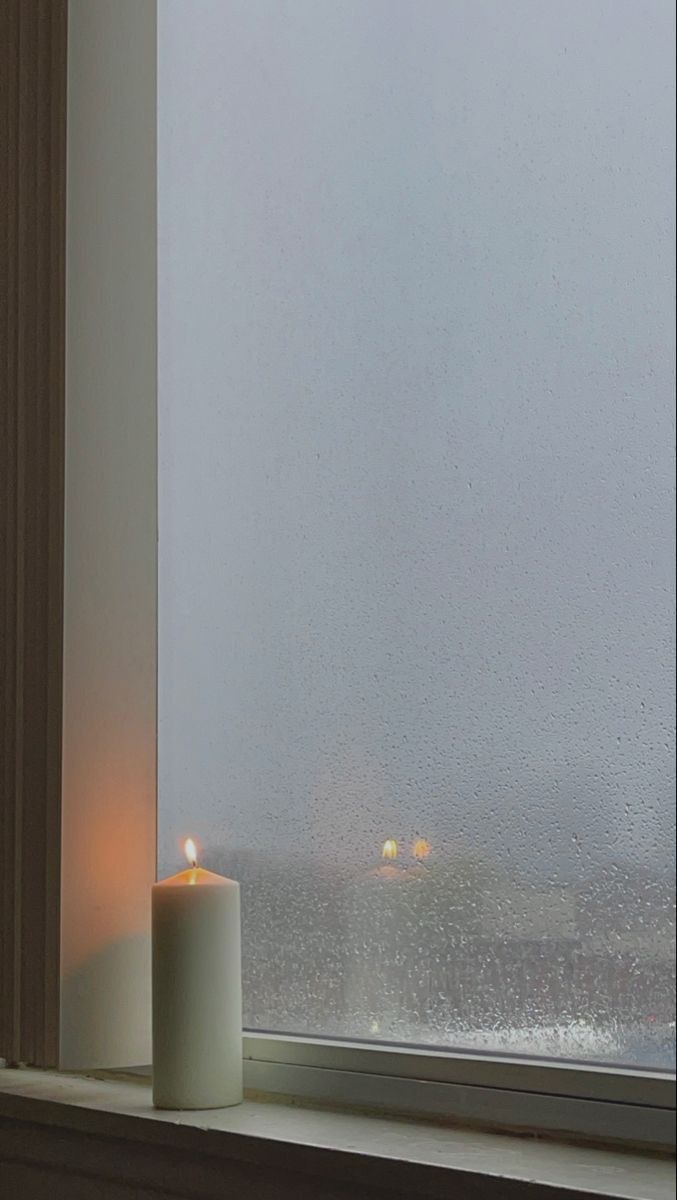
152;838;242;1109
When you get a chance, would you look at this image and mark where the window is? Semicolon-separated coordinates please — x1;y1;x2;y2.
157;0;675;1088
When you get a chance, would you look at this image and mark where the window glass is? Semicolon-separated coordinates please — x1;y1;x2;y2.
158;0;676;1069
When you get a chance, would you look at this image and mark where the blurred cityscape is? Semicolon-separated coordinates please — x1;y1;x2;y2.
200;841;676;1071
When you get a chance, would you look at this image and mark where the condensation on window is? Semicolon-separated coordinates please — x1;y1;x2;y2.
158;0;676;1070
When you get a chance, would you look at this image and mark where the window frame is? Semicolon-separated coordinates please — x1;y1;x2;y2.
1;0;673;1156
241;1034;675;1149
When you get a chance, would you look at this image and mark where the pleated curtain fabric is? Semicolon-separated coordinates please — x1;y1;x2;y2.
0;0;67;1068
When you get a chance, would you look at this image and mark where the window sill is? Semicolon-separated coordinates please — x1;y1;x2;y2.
0;1068;673;1200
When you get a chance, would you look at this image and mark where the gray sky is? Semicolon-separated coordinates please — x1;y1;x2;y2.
158;0;675;883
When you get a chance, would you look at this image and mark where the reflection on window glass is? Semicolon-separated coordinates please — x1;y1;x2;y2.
158;0;676;1070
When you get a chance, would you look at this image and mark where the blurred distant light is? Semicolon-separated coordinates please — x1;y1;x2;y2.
413;838;431;860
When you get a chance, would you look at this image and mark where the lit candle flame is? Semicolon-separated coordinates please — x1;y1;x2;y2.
184;838;198;869
413;838;431;860
382;838;398;860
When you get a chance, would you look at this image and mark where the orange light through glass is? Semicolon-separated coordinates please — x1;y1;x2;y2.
413;838;431;860
382;838;398;860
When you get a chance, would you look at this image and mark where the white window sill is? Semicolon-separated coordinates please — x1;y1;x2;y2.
0;1068;673;1200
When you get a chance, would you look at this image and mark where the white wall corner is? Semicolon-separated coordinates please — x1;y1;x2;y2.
61;0;157;1069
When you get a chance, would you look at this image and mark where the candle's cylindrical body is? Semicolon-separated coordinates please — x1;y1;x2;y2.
152;868;242;1109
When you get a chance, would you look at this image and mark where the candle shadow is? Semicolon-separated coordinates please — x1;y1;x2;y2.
60;931;151;1069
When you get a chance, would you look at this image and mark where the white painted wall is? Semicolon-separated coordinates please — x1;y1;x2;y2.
61;0;157;1068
